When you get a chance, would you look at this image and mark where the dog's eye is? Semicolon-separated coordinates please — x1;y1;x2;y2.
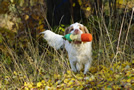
79;27;82;30
70;28;74;31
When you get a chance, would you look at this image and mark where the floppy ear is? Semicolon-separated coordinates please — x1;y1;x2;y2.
84;26;89;33
64;26;70;35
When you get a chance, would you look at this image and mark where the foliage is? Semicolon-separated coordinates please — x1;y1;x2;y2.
1;59;134;89
23;61;134;89
0;0;47;53
0;0;134;89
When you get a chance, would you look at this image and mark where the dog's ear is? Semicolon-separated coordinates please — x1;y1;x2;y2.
64;26;70;35
83;26;89;33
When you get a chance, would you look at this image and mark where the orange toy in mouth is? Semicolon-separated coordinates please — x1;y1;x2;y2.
63;33;92;42
81;33;92;42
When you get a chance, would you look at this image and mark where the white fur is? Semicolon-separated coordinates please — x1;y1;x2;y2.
65;41;92;74
41;30;64;49
70;23;84;34
42;23;92;74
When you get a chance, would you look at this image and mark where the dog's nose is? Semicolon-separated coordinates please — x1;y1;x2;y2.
74;29;80;34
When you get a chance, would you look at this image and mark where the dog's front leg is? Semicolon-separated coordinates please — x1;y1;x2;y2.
76;62;83;72
69;61;77;72
84;62;91;74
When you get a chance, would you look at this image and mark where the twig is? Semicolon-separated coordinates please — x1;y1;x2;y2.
102;14;115;55
123;8;134;52
116;8;126;53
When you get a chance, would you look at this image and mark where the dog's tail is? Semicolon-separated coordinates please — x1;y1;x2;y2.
41;30;65;50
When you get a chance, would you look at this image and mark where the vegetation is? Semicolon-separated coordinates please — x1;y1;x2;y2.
0;0;134;89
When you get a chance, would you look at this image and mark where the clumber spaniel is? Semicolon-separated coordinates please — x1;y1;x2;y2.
41;22;92;74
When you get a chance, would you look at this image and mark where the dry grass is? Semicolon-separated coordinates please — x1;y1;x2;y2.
0;5;134;90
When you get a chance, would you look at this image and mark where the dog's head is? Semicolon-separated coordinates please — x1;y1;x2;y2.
65;22;89;44
65;22;89;35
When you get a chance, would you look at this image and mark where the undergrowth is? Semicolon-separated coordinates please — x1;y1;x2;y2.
0;2;134;90
0;39;134;89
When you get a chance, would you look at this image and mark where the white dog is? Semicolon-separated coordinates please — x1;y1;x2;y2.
41;22;92;74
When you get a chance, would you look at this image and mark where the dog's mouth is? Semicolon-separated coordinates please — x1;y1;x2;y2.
71;33;82;44
73;41;82;44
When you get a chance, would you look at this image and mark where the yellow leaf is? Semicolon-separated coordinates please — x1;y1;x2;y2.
126;71;131;76
117;0;127;5
105;88;112;90
67;70;71;74
10;0;14;3
78;0;82;6
60;83;65;87
71;78;75;81
64;74;67;77
73;3;75;7
115;75;120;79
77;76;83;80
113;85;119;89
61;24;64;27
68;81;73;86
39;20;42;25
127;79;131;83
0;34;3;43
59;27;65;31
41;80;45;84
108;77;113;81
88;76;95;81
86;7;91;11
39;25;44;30
54;74;58;78
24;82;27;86
132;60;134;63
64;79;69;83
55;80;61;85
24;15;29;20
23;75;26;78
13;71;17;75
25;87;29;90
28;83;33;88
32;14;39;20
37;82;42;87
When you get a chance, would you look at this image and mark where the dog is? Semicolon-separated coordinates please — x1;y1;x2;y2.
41;22;92;74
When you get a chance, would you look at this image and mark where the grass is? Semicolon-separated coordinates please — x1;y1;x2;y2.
0;6;134;90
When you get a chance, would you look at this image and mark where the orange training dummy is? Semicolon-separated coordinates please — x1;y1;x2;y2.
63;33;92;42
